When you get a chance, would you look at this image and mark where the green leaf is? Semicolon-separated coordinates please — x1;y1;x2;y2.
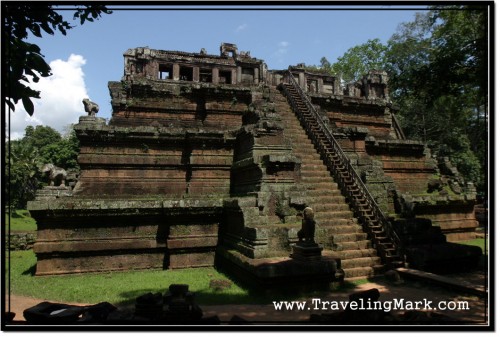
5;99;16;111
22;97;34;116
31;24;42;38
40;21;54;35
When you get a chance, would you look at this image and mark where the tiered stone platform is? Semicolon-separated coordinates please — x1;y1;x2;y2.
27;43;480;281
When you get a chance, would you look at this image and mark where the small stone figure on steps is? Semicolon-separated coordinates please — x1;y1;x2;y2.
298;207;316;244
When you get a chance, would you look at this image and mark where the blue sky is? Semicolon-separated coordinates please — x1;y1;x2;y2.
8;5;427;139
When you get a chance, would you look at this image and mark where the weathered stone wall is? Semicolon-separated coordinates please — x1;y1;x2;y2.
365;139;437;195
313;96;395;140
7;233;36;251
310;92;478;241
29;77;255;275
414;203;478;242
27;45;481;276
74;128;234;198
72;82;252;199
223;86;304;260
108;82;251;129
29;199;222;275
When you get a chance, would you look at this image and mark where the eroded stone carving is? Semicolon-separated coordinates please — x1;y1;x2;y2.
42;163;67;187
82;98;99;117
298;207;316;243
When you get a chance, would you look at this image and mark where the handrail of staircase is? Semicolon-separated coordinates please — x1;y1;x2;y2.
282;70;403;263
391;113;406;140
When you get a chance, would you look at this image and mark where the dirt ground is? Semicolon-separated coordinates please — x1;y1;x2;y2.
4;272;488;326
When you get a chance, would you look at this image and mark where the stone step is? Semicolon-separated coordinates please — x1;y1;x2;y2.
305;189;344;197
299;164;331;172
317;218;358;227
288;137;314;145
332;240;373;251
286;132;311;139
301;175;334;184
321;224;364;235
298;159;325;166
282;123;306;128
300;162;326;169
304;182;340;191
332;232;369;243
272;99;288;104
300;171;331;179
342;265;385;279
323;248;378;260
283;127;305;132
292;154;326;161
285;125;308;130
283;128;306;133
312;203;350;212
284;119;305;126
276;89;390;276
337;256;381;269
281;117;301;122
290;189;343;199
283;118;306;124
315;210;353;220
300;170;331;178
286;137;314;145
306;195;346;204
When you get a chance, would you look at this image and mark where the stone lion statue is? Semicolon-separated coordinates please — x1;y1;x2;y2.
82;98;99;117
298;207;316;243
42;163;67;187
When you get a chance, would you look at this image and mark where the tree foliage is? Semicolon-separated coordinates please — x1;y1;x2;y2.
3;4;111;115
328;38;389;83
6;140;42;209
387;6;487;192
6;125;80;208
311;6;488;192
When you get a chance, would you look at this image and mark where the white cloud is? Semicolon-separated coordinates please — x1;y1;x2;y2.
6;54;89;140
235;23;248;33
279;41;289;48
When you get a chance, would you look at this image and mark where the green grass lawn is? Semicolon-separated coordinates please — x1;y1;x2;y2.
6;250;365;307
4;209;37;232
3;210;486;308
5;250;255;307
457;238;487;254
4;210;366;307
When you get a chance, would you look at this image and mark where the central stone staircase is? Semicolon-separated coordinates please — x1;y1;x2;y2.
271;87;385;279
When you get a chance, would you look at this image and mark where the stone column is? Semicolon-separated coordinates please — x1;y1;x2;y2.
254;68;259;84
318;78;324;94
231;69;237;84
193;67;200;82
333;78;342;95
212;68;219;84
173;63;180;81
237;66;242;84
299;72;306;90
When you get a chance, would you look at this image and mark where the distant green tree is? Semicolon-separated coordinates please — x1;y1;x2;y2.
386;6;487;190
6;125;80;208
24;125;61;149
309;6;488;192
329;38;389;83
3;4;111;115
6;140;43;209
40;129;80;169
319;56;331;71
